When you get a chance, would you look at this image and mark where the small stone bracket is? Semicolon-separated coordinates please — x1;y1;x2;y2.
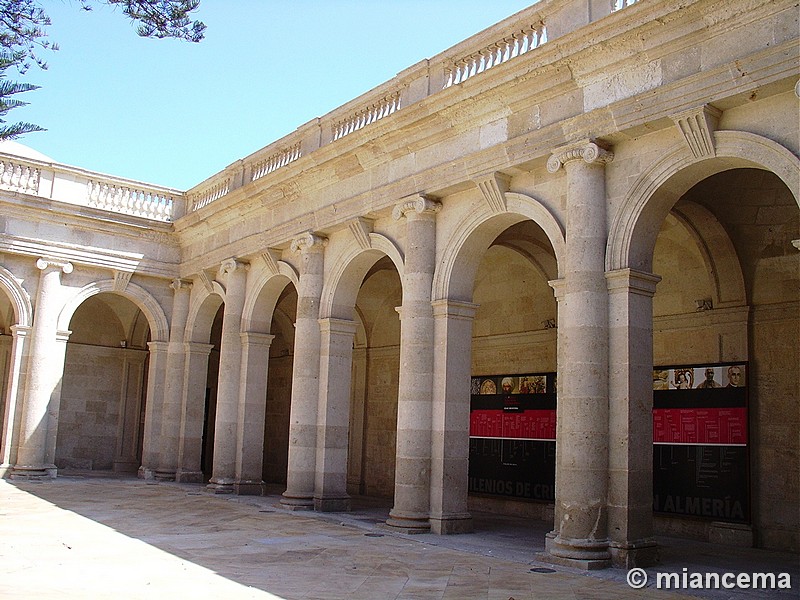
348;217;374;251
113;270;133;292
671;104;721;159
473;172;511;214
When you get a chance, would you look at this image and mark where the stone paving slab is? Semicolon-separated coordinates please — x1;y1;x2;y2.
0;476;794;599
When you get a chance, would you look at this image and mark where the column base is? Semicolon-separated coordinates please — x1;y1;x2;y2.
280;492;314;510
10;464;57;481
609;538;659;568
234;480;265;496
542;531;612;570
138;466;156;480
314;495;351;512
386;509;431;533
154;469;177;482
429;513;473;534
207;478;235;494
175;469;204;484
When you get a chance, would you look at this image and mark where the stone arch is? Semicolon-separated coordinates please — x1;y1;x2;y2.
0;265;32;327
607;130;800;272
185;285;224;344
320;238;403;321
57;279;169;342
669;201;747;308
433;192;565;302
241;262;299;334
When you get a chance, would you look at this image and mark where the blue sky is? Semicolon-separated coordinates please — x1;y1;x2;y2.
13;1;537;190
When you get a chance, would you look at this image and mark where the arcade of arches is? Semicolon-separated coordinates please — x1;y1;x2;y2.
0;0;797;570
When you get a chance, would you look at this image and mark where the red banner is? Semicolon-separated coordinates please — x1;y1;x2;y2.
653;407;747;445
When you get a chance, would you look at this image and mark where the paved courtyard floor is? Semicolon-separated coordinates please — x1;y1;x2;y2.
0;475;796;599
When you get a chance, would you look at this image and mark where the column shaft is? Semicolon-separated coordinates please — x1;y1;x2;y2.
139;341;168;478
13;259;72;479
209;259;248;493
545;141;613;567
156;280;192;480
282;233;326;509
0;326;30;476
388;197;440;531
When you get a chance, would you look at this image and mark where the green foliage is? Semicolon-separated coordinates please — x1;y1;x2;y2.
0;0;205;140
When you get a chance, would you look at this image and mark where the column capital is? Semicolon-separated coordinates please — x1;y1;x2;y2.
548;278;566;300
547;140;614;173
317;317;358;336
147;340;170;353
170;278;193;291
220;258;249;274
392;194;442;221
605;268;662;297
240;331;276;347
431;299;479;320
183;341;215;356
9;324;32;338
290;231;328;253
36;257;73;274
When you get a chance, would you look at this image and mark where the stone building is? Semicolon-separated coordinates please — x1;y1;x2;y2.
0;0;797;569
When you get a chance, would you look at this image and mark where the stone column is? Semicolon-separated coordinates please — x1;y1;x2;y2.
139;340;168;479
13;258;72;480
175;341;213;483
281;232;326;509
208;258;249;493
545;140;613;568
606;268;661;568
234;332;274;495
387;195;441;532
313;317;357;511
429;299;478;534
0;325;30;477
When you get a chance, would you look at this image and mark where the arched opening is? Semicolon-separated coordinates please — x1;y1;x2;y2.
650;168;799;550
0;288;16;462
57;292;151;473
468;219;559;520
347;256;402;497
261;284;297;486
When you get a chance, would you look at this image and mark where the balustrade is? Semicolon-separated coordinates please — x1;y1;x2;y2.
188;177;231;212
333;91;401;141
87;180;175;222
612;0;638;10
0;159;40;194
443;23;547;89
251;143;302;182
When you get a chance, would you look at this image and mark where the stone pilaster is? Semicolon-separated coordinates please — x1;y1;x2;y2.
282;232;327;509
387;194;441;532
234;332;275;495
208;259;249;493
139;340;168;479
175;341;214;483
606;268;661;568
545;140;614;568
314;317;357;512
429;299;478;534
12;258;72;480
0;325;30;477
155;279;192;481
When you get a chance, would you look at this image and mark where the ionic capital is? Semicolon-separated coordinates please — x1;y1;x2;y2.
290;231;328;254
36;257;73;274
170;279;193;292
221;258;249;274
547;141;614;173
392;194;442;221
